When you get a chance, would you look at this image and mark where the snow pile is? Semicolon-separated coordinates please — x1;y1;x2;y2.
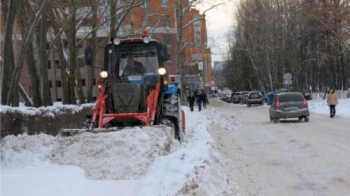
207;108;240;131
3;98;349;195
48;127;180;180
0;102;94;117
1;134;58;168
308;98;350;118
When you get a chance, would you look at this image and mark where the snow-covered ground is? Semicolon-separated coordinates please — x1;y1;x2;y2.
1;98;349;196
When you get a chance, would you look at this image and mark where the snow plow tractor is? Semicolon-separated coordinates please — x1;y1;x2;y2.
61;31;185;142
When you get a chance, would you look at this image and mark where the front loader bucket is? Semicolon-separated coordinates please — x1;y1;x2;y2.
60;127;122;136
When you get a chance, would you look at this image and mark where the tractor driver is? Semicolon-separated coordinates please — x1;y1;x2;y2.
122;55;146;76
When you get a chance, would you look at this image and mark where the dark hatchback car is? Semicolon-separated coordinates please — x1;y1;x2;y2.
246;91;265;107
269;92;310;123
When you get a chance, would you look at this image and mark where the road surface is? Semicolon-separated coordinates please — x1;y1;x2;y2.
206;98;350;196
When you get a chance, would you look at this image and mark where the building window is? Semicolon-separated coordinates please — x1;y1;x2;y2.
102;16;110;26
140;0;149;8
142;16;151;27
56;80;62;87
48;61;51;69
63;40;68;48
161;15;170;27
78;59;85;67
164;35;171;45
55;60;60;69
49;80;52;88
161;0;168;7
81;79;86;86
193;21;202;45
29;86;32;97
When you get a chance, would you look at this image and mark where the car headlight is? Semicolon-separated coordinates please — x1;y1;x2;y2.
158;68;166;75
100;71;108;78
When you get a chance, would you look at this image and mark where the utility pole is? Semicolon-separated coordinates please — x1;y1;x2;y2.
175;0;187;104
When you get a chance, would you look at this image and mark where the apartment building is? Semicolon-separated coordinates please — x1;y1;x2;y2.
1;0;212;102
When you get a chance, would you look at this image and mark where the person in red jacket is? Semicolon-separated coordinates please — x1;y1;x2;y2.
326;87;339;118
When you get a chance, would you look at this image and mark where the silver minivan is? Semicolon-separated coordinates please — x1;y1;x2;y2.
269;92;310;123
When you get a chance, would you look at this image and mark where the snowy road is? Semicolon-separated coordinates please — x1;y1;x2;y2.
206;98;350;196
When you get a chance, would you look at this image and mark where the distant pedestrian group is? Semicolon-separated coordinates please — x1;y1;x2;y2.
187;89;209;112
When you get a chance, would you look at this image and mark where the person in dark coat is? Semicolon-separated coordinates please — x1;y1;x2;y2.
187;92;196;112
202;90;209;109
122;55;146;75
196;90;204;111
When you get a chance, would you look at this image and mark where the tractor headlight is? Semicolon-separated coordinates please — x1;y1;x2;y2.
100;71;108;78
113;38;121;45
143;36;150;44
158;68;166;75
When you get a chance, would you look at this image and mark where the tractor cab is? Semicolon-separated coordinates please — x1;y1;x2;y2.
112;46;163;93
103;35;169;87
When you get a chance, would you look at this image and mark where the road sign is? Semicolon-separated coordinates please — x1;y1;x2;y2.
283;73;292;85
184;74;200;83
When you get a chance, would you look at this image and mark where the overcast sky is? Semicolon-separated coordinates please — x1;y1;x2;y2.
198;0;238;63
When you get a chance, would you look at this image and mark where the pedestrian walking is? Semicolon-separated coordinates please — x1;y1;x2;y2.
326;87;338;118
196;90;204;111
202;91;209;109
187;92;196;112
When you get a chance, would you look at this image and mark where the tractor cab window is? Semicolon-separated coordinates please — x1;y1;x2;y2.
118;47;159;77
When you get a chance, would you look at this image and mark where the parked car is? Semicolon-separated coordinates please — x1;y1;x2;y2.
231;91;243;103
231;91;249;104
240;91;250;104
246;91;265;107
219;92;232;103
208;93;218;98
269;92;310;123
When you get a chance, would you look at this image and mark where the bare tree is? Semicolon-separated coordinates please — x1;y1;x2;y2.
6;0;50;106
227;0;350;93
17;0;43;107
1;0;17;105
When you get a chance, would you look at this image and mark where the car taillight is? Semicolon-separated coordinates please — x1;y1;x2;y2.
276;96;280;108
302;96;308;106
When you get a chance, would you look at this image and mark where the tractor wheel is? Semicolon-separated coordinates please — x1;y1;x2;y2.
161;119;176;139
170;121;177;140
167;119;183;143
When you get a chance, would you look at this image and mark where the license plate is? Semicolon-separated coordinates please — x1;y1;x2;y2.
285;106;298;110
128;76;142;80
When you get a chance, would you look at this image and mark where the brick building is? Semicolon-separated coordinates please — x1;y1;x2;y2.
0;0;212;102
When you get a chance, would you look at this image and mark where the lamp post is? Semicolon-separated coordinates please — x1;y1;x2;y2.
202;55;209;91
175;0;187;104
